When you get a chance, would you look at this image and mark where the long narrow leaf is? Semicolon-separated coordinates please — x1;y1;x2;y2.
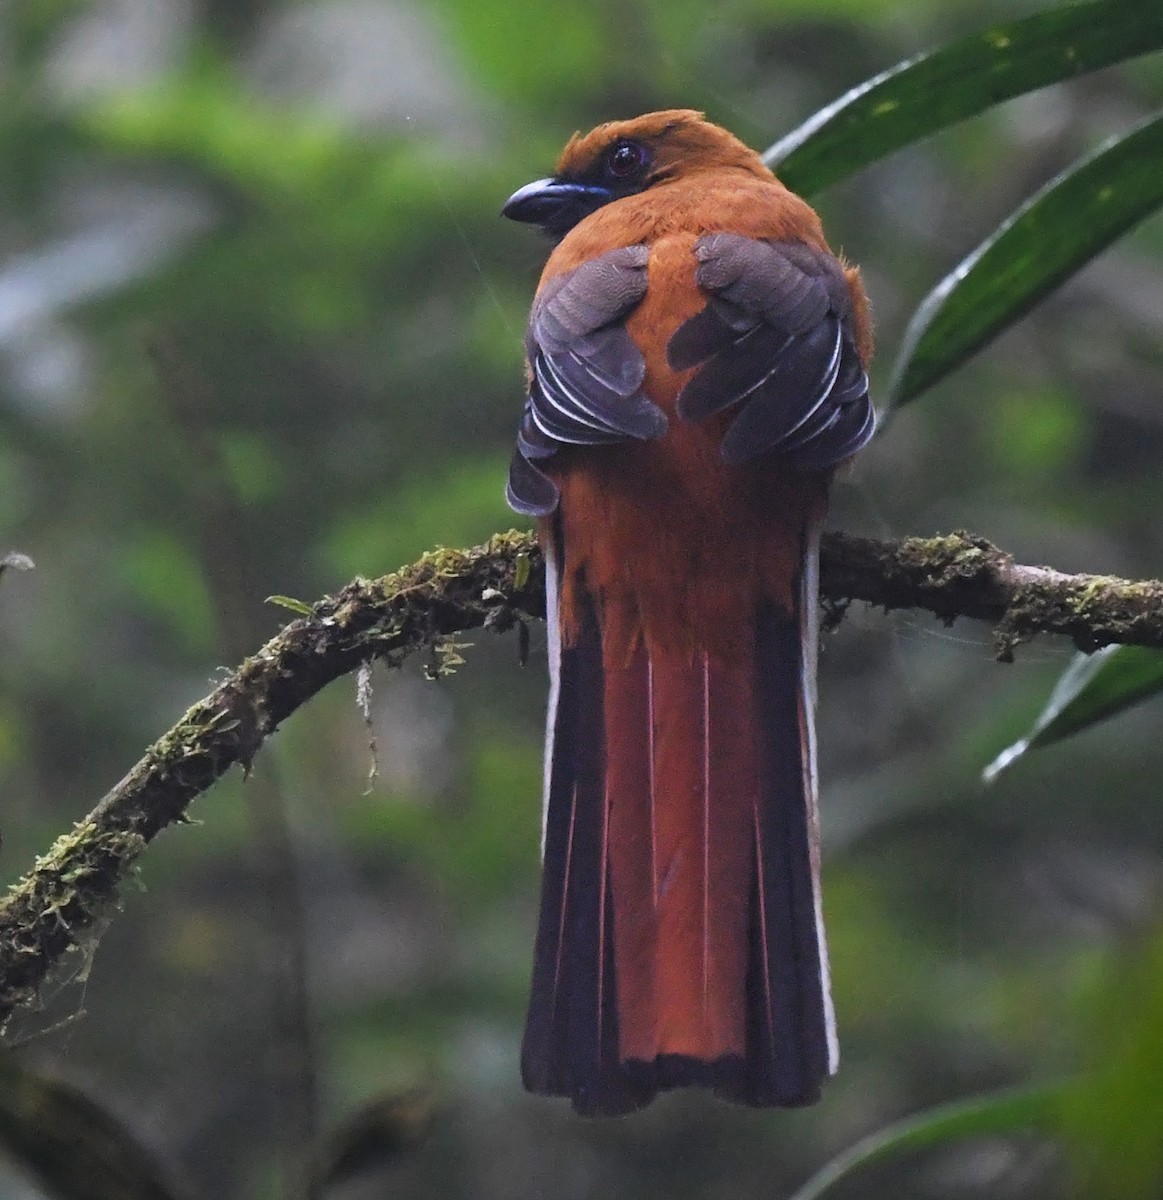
887;110;1163;408
985;645;1163;780
766;0;1163;196
788;1085;1065;1200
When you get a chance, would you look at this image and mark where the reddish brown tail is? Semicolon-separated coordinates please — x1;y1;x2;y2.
522;528;837;1116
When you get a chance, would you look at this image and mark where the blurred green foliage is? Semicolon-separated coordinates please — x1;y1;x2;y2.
0;0;1161;1198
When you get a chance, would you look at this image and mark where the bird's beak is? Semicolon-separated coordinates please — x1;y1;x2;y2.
502;177;611;235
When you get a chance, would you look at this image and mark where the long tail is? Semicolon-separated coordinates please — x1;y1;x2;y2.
521;519;837;1116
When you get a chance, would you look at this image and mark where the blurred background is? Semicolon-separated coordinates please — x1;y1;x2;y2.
0;0;1161;1197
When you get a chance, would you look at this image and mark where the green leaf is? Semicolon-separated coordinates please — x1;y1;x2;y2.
788;1085;1065;1200
266;594;314;616
0;1054;191;1200
984;645;1163;780
888;110;1163;407
766;0;1163;196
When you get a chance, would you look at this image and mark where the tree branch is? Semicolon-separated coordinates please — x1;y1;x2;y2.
2;528;1161;1025
818;530;1163;660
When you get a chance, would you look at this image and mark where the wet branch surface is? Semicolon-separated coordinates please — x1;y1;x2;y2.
2;527;1163;1025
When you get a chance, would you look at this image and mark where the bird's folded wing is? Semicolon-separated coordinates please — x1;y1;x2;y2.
507;245;667;516
667;233;875;470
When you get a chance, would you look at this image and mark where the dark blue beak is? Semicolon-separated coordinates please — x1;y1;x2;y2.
502;177;612;238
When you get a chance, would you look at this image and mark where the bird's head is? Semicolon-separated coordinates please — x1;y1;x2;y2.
502;109;770;240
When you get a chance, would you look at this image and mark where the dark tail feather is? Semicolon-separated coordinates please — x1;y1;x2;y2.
520;538;654;1116
738;601;833;1105
522;526;835;1114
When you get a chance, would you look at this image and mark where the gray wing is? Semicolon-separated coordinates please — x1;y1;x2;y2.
667;234;874;470
508;245;667;517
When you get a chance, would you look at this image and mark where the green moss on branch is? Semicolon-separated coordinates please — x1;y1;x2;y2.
819;530;1163;659
0;532;543;1025
3;527;1163;1024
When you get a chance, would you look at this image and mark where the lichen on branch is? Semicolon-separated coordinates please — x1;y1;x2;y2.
2;527;1162;1025
0;532;543;1026
819;530;1163;660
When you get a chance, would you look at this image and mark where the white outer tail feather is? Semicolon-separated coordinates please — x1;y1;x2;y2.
541;538;561;858
800;515;839;1075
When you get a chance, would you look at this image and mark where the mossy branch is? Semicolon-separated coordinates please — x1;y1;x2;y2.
819;530;1163;660
0;532;544;1027
2;527;1163;1025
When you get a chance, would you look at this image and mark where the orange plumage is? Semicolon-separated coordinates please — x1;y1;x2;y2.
503;110;873;1115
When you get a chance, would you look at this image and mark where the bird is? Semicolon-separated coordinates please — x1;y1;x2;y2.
501;110;875;1117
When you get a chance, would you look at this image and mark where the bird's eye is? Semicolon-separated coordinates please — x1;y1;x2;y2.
606;140;648;180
